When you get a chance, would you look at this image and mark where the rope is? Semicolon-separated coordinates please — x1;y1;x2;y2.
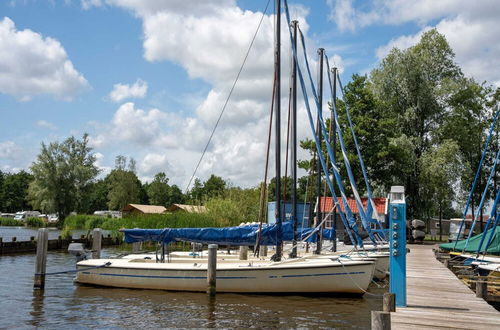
35;262;111;276
337;258;384;297
282;0;361;247
454;105;500;249
184;0;272;193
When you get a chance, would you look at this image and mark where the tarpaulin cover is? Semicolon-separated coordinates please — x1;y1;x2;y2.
123;221;335;246
440;226;500;255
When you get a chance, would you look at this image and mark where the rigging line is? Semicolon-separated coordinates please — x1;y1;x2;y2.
335;70;384;233
255;70;277;255
296;26;374;244
464;147;500;252
283;87;293;202
184;0;272;194
283;1;359;247
454;104;500;250
476;188;500;257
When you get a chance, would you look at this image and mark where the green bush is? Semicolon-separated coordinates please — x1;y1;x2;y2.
0;217;20;226
63;214;106;230
26;217;46;227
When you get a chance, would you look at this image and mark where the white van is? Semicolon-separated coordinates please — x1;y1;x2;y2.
14;211;41;222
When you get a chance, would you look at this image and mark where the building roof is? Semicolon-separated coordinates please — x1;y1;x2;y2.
319;197;387;215
122;204;167;214
167;204;207;213
465;214;490;221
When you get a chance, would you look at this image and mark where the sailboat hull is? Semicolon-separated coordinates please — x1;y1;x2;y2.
75;258;375;294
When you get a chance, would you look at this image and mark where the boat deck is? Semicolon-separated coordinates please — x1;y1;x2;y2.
391;244;500;329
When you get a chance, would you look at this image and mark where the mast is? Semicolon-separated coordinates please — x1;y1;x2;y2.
315;48;324;254
290;20;298;258
331;66;338;252
273;0;282;261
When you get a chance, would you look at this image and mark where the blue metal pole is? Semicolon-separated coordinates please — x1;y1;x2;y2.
389;186;407;307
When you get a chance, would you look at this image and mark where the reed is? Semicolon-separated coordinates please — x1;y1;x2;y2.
0;217;20;226
26;217;46;228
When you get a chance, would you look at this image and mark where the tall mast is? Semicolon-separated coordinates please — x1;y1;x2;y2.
315;48;324;255
290;20;298;258
274;0;282;261
331;66;338;252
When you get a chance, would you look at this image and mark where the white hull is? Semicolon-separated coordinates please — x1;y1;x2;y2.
76;258;375;294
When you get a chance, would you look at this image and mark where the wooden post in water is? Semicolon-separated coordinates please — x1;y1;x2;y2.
0;237;3;255
207;244;217;296
239;246;248;260
92;228;102;259
34;228;49;289
371;311;391;330
132;242;141;253
476;281;487;299
383;293;396;312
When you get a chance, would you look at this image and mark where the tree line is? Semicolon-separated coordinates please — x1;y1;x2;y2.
1;30;498;226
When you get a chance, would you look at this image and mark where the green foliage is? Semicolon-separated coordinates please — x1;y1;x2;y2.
1;171;33;213
26;217;46;227
106;156;142;210
63;214;107;230
28;134;99;219
205;187;261;226
188;175;227;204
0;217;21;226
145;172;185;207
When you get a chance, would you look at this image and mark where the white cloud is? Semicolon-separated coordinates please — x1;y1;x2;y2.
0;17;88;101
109;79;148;102
36;120;57;130
0;141;19;158
328;1;500;87
85;1;337;188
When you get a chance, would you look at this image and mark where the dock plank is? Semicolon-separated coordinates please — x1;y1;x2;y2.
390;244;500;329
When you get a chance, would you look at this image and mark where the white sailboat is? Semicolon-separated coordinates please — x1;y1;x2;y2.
75;255;375;294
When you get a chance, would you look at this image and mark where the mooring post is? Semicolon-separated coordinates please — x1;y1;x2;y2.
0;237;3;255
92;228;102;259
383;293;396;312
259;245;268;257
476;281;487;299
371;311;391;330
207;244;217;296
239;246;248;260
132;242;141;253
34;228;49;289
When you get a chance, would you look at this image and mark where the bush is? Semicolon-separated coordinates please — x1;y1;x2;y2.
26;217;46;228
63;214;106;230
0;217;20;226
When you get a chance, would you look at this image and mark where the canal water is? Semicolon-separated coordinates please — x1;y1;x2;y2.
0;247;385;328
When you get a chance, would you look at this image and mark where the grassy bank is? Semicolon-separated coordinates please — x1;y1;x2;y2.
63;212;236;232
0;217;21;226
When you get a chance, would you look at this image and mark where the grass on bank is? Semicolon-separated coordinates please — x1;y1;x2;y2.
0;217;46;227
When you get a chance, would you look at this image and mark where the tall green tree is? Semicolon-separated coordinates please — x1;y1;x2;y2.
2;171;34;212
28;134;98;218
106;156;142;210
420;140;464;239
370;29;465;218
147;172;170;206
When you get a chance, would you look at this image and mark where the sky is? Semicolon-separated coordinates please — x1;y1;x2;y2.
1;0;499;191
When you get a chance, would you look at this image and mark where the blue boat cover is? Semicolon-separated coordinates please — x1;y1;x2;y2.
124;221;335;246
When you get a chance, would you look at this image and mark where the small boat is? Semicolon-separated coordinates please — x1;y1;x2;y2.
75;256;375;294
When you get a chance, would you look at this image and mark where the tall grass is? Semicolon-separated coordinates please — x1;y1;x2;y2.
26;217;46;227
62;212;233;232
0;217;21;226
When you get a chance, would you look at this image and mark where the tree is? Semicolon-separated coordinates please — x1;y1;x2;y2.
28;134;98;219
106;156;141;210
420;140;464;240
147;172;170;206
370;29;466;218
85;179;109;213
203;175;226;199
2;171;33;212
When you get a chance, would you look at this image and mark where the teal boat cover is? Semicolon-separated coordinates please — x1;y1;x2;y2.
440;226;500;255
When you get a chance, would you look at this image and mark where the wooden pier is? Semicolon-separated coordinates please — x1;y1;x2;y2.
390;244;500;329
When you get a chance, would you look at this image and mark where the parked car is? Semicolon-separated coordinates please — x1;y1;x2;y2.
14;211;41;221
47;214;59;223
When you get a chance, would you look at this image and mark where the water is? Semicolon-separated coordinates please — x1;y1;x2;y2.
0;248;385;328
0;226;108;242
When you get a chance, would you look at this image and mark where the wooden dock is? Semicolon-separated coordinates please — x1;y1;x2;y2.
390;244;500;329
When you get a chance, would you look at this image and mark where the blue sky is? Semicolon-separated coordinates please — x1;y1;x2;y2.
1;0;499;189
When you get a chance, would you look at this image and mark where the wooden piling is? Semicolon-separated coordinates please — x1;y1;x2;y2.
383;293;396;312
34;228;49;289
259;245;268;257
476;281;487;299
239;246;248;260
207;244;217;296
132;242;141;253
92;228;102;259
371;311;391;330
0;237;3;255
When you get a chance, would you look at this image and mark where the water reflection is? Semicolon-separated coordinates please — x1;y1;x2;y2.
1;249;384;328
